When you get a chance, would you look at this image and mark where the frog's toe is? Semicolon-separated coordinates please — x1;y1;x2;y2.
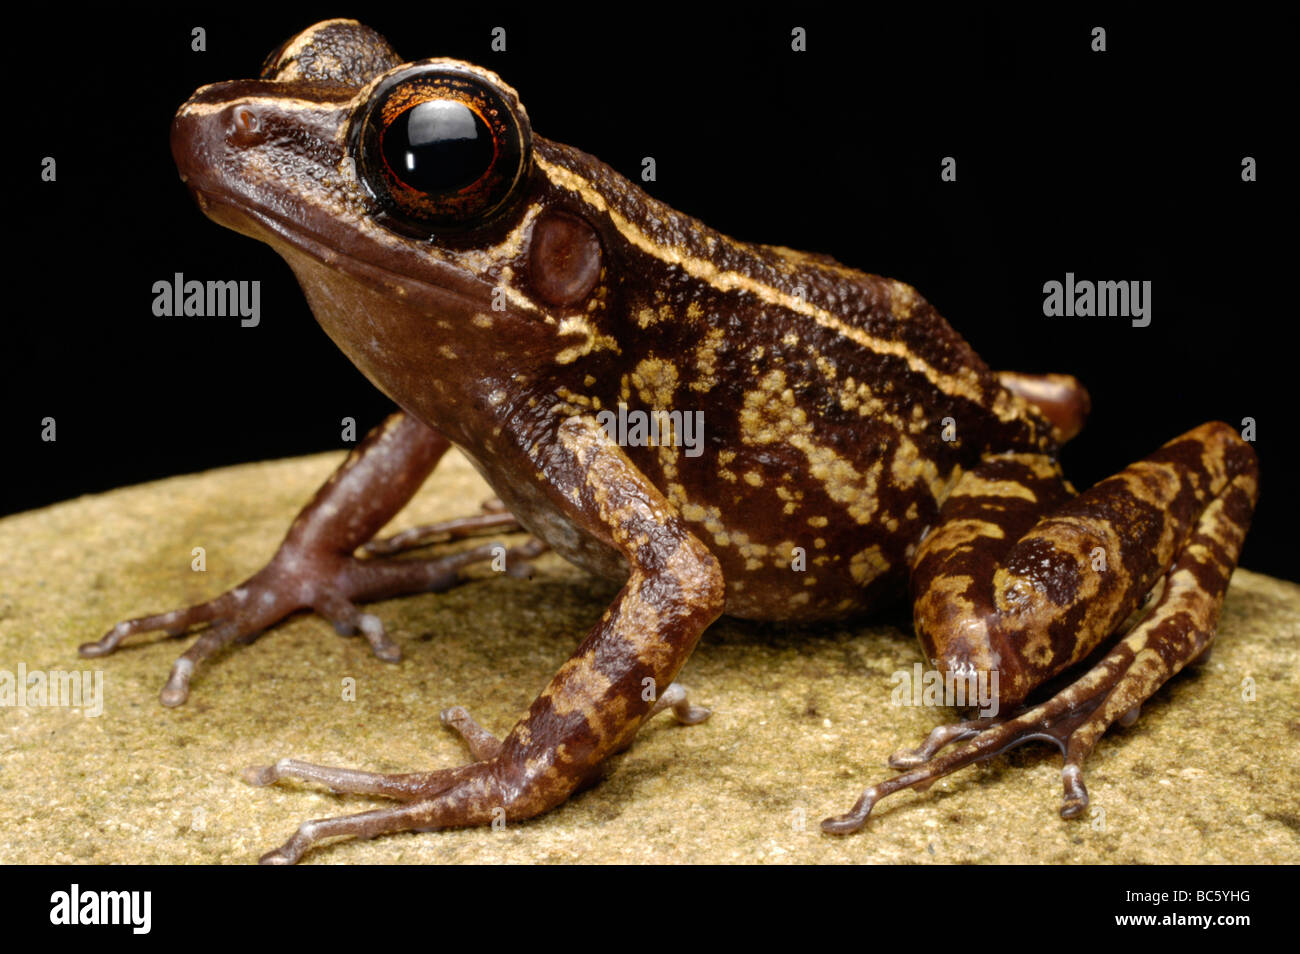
243;709;505;801
309;588;401;661
440;705;503;761
361;499;523;556
159;619;260;706
243;756;465;801
886;715;1003;769
347;536;548;590
254;779;483;864
82;581;302;706
250;759;512;863
79;588;244;658
649;681;711;725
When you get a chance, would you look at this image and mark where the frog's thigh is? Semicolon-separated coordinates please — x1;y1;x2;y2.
915;422;1257;706
824;422;1257;833
249;415;726;862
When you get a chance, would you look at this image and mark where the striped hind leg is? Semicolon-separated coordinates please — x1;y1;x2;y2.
824;422;1258;832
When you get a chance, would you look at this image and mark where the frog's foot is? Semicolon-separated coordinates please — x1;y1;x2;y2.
437;681;710;764
362;498;522;556
246;680;711;864
242;757;500;864
822;621;1162;833
81;537;548;706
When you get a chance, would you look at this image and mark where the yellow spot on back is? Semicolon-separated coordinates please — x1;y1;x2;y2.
850;545;891;585
740;369;883;524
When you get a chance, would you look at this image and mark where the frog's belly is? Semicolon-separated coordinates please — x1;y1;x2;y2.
475;451;930;624
499;479;632;583
465;454;631;582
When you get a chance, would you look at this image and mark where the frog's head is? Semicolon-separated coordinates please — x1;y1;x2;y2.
171;19;618;439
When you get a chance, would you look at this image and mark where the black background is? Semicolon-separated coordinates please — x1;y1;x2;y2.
6;6;1292;580
3;864;1283;938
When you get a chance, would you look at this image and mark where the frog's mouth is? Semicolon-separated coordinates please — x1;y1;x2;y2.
188;184;499;318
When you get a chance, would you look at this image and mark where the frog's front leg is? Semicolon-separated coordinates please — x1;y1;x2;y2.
824;421;1258;833
80;412;542;705
247;415;725;864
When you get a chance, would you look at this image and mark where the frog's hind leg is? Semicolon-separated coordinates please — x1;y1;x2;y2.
823;422;1257;833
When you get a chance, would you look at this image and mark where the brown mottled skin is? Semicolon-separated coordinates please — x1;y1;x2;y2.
81;20;1258;861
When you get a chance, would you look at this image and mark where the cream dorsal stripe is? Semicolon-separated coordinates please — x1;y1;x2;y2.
534;155;1014;419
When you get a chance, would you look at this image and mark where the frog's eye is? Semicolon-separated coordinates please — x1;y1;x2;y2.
353;64;530;233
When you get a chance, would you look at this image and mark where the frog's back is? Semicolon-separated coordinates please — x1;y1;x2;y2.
530;139;1055;620
534;137;1049;450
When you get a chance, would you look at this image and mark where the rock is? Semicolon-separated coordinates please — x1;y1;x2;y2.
0;450;1296;863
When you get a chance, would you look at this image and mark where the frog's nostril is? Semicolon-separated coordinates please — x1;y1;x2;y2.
230;105;265;145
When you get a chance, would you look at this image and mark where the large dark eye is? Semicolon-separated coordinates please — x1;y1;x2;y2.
353;63;530;233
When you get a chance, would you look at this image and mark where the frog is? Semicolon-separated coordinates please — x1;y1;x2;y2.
81;19;1258;864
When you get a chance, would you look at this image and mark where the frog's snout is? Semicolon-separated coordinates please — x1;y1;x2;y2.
172;79;353;204
171;82;263;195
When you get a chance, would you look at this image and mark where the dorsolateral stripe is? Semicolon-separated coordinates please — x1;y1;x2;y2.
535;154;1006;416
